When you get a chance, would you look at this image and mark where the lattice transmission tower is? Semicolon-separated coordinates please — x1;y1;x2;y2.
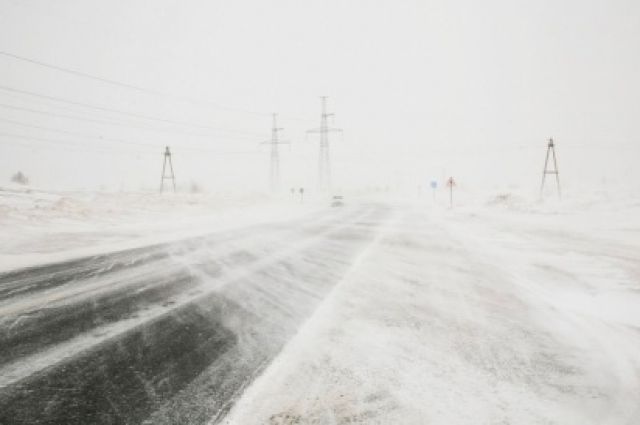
160;146;176;193
540;137;561;199
262;113;289;192
307;97;342;191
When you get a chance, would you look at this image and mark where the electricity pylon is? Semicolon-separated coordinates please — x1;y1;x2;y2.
307;96;342;191
540;137;560;199
160;146;176;193
262;113;289;192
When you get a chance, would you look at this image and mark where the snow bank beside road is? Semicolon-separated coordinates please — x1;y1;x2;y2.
223;195;640;425
0;187;315;272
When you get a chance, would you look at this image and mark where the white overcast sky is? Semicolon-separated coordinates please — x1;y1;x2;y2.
0;0;638;194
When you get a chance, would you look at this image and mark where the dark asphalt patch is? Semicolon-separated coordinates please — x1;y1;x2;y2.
0;297;237;425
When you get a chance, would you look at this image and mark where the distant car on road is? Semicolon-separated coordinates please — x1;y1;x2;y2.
331;195;344;207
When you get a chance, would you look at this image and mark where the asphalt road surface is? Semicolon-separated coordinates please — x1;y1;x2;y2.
0;203;392;425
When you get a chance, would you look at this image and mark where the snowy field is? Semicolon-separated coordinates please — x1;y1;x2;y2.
224;192;640;425
0;185;315;272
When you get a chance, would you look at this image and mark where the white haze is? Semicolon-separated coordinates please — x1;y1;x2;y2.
0;0;639;195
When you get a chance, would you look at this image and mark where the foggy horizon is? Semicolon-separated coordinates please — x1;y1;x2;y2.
1;0;638;195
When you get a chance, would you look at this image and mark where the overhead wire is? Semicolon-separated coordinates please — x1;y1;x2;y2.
0;84;264;137
0;50;271;117
0;131;153;155
0;116;156;148
0;130;262;156
0;50;297;187
0;116;259;150
0;49;314;123
0;102;261;142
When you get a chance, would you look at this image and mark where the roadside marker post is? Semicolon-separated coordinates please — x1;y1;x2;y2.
430;180;437;203
446;177;456;208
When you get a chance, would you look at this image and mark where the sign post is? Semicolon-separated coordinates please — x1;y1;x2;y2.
446;177;456;208
430;180;437;203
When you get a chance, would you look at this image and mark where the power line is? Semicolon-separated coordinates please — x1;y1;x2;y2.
0;102;260;142
0;116;154;148
0;116;257;150
0;130;262;156
0;50;317;125
0;130;152;155
0;84;263;137
0;49;272;118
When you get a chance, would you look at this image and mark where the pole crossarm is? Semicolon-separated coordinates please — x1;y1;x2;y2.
306;127;342;134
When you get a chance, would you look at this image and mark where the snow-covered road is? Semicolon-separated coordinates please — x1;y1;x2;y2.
1;198;639;425
224;201;640;425
0;202;393;424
